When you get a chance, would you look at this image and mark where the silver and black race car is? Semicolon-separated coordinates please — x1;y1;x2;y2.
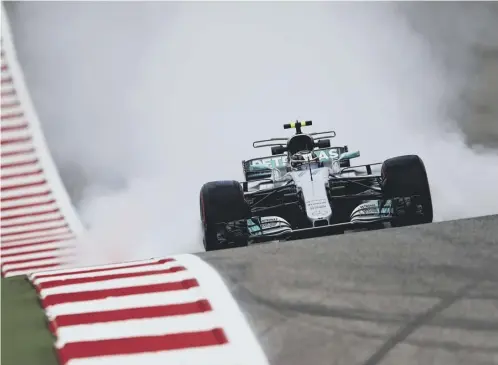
199;121;433;251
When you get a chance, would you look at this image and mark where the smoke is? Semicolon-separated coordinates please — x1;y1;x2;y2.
398;2;498;148
5;2;498;265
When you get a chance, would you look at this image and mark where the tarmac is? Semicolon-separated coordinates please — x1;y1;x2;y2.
201;215;498;365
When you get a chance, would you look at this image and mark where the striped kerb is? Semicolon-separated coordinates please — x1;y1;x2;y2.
28;255;270;365
1;9;84;278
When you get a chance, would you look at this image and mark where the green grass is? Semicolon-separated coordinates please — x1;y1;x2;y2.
1;276;58;365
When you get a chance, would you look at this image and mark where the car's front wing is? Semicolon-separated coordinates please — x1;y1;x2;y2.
248;217;395;244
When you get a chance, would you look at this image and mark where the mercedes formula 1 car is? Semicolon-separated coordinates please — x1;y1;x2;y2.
199;121;433;251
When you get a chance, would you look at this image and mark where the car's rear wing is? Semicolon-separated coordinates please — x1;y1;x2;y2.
242;146;349;181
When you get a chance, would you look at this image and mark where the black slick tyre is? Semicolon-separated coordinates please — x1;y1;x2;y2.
381;155;433;226
199;180;250;251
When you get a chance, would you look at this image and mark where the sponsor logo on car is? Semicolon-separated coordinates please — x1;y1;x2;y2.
247;216;292;236
352;201;392;217
249;148;341;169
306;199;330;218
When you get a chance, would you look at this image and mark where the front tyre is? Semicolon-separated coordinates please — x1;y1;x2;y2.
200;180;251;251
381;155;433;227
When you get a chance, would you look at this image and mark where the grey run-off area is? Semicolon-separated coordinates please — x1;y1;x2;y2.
202;215;498;365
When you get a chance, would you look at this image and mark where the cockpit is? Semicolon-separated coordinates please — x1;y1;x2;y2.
289;150;322;171
291;161;322;171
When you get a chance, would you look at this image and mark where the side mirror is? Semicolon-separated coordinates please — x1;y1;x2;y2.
271;145;286;155
315;139;331;149
339;150;360;160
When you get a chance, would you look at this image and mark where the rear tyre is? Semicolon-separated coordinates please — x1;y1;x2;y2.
200;180;251;251
381;155;433;227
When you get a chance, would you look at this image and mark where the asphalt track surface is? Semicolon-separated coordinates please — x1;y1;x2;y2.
201;215;498;365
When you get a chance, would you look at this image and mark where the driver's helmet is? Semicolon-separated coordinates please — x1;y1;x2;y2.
290;150;320;170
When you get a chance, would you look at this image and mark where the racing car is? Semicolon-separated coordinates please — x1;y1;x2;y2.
199;120;433;251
